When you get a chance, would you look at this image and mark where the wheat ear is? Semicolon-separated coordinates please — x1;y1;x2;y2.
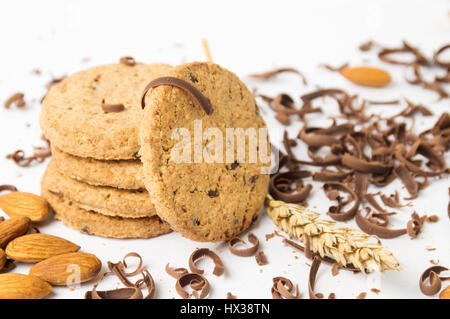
265;195;401;273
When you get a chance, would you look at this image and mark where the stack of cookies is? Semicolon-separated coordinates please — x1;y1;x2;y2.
39;61;173;238
40;60;270;242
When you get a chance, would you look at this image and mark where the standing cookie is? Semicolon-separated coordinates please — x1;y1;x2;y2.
40;62;171;160
139;62;270;242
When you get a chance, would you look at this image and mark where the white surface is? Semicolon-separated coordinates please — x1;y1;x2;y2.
0;0;449;299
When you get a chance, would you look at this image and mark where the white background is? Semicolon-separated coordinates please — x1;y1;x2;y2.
0;0;449;299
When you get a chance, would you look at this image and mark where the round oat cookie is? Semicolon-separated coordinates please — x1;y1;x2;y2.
42;189;171;239
42;160;156;218
40;62;172;160
52;146;145;190
139;62;270;242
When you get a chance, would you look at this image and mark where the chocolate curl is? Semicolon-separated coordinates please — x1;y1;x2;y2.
141;77;213;115
86;272;143;300
324;182;360;221
271;277;300;299
433;44;450;69
308;256;323;299
4;92;25;109
121;252;144;276
355;210;407;239
0;185;18;193
188;248;224;277
298;129;340;148
378;41;429;66
419;266;450;296
228;232;260;257
176;273;209;299
269;171;312;203
249;67;307;85
165;263;189;279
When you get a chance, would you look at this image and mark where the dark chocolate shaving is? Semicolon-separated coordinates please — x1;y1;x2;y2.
188;248;224;277
119;56;136;66
0;185;18;193
6;138;51;167
165;263;189;279
269;170;312;203
433;44;450;69
308;256;323;299
271;276;300;299
141;76;213;115
249;67;307;85
176;273;209;299
355;210;406;239
4;92;25;109
419;266;450;296
101;103;125;113
324;182;360;221
378;41;429;66
255;251;268;266
228;232;260;257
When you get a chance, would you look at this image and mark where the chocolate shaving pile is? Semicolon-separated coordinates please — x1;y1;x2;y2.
6;138;51;167
263;83;449;238
419;265;450;296
4;92;26;109
85;252;155;299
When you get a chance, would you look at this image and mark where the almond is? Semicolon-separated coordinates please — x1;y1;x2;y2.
440;286;450;299
0;216;30;248
0;273;52;299
0;248;5;270
0;192;50;222
6;233;80;263
30;252;101;285
340;66;391;87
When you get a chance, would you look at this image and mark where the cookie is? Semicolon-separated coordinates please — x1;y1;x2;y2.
139;62;270;242
42;188;171;239
52;146;145;190
40;62;172;160
42;160;155;218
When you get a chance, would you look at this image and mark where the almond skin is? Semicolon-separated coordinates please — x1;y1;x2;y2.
6;233;80;263
440;286;450;299
0;192;50;222
30;252;101;285
0;216;30;248
0;248;5;270
0;273;52;299
340;66;391;87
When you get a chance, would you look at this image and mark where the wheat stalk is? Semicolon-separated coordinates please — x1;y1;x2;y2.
265;195;401;273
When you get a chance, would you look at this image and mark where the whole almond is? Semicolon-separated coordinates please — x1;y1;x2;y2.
30;252;101;285
0;192;50;222
0;216;30;248
0;273;52;299
440;286;450;299
6;233;80;263
340;66;391;87
0;248;5;270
